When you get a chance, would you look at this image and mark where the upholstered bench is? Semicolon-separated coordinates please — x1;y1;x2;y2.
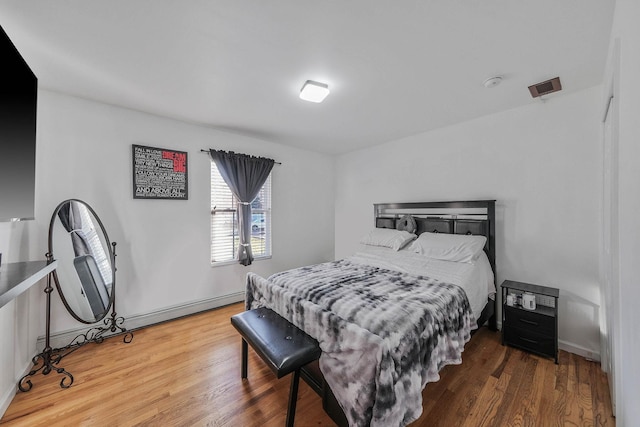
230;307;321;427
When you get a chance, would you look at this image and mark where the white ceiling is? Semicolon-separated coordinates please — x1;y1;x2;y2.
0;1;615;155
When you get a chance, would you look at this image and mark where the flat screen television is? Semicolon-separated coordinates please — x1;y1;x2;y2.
0;24;37;221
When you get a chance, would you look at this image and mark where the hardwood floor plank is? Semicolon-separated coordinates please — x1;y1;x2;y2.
589;361;615;427
536;355;562;427
503;353;539;426
485;352;532;427
461;375;504;427
520;356;546;426
0;303;615;427
564;352;591;426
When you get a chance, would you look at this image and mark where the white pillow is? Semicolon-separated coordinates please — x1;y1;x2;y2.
360;228;416;251
407;232;487;263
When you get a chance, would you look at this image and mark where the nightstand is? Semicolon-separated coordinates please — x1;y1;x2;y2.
501;280;559;363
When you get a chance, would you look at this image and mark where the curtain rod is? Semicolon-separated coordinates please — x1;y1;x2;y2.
200;149;281;165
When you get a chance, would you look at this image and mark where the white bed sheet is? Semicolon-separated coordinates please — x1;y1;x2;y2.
348;244;496;321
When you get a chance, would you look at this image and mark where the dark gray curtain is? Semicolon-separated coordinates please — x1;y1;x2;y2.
57;201;91;256
209;150;274;266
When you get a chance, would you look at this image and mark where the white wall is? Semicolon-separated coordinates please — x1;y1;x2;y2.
335;87;603;359
1;88;335;417
29;90;335;333
604;0;640;424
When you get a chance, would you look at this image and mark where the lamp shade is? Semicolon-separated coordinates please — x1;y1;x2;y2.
299;80;330;103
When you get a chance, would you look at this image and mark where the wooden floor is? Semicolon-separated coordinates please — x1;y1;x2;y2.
1;303;615;427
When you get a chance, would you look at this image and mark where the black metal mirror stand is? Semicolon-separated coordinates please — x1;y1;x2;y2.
18;244;133;392
59;243;133;348
18;253;73;391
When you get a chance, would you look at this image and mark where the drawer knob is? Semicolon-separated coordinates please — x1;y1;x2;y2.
520;337;538;344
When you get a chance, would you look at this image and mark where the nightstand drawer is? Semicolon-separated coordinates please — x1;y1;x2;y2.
503;326;556;357
504;306;554;336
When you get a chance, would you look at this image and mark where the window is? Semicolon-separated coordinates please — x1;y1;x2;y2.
210;162;272;264
76;203;113;290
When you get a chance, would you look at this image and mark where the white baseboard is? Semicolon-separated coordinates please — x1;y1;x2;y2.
559;339;600;362
37;292;245;351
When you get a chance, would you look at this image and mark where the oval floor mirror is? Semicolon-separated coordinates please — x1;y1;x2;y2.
49;199;132;343
50;199;114;323
19;199;132;392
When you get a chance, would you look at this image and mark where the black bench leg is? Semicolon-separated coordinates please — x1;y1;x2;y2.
241;339;248;379
286;369;301;427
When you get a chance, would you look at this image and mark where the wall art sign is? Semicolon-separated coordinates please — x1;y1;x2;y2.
132;144;188;200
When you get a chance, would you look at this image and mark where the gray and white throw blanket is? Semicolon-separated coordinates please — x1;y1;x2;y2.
246;259;475;427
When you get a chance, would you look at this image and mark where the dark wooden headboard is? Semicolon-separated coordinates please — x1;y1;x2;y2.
373;200;496;275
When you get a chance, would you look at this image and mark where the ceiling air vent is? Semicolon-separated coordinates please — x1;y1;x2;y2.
528;77;562;98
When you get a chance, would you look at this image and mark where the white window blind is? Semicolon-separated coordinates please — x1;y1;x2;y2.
210;162;271;264
77;203;113;289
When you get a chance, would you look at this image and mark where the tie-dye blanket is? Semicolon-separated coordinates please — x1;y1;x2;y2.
245;259;475;427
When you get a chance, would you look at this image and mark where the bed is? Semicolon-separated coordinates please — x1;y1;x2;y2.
244;200;497;426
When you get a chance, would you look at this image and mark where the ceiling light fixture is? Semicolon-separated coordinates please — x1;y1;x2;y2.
483;76;503;88
299;80;330;103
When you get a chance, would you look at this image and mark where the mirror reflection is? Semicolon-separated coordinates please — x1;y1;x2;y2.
49;200;114;323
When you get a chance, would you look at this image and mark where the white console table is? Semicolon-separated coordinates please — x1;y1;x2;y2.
0;261;57;309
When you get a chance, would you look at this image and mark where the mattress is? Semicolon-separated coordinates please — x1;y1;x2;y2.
348;244;496;321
